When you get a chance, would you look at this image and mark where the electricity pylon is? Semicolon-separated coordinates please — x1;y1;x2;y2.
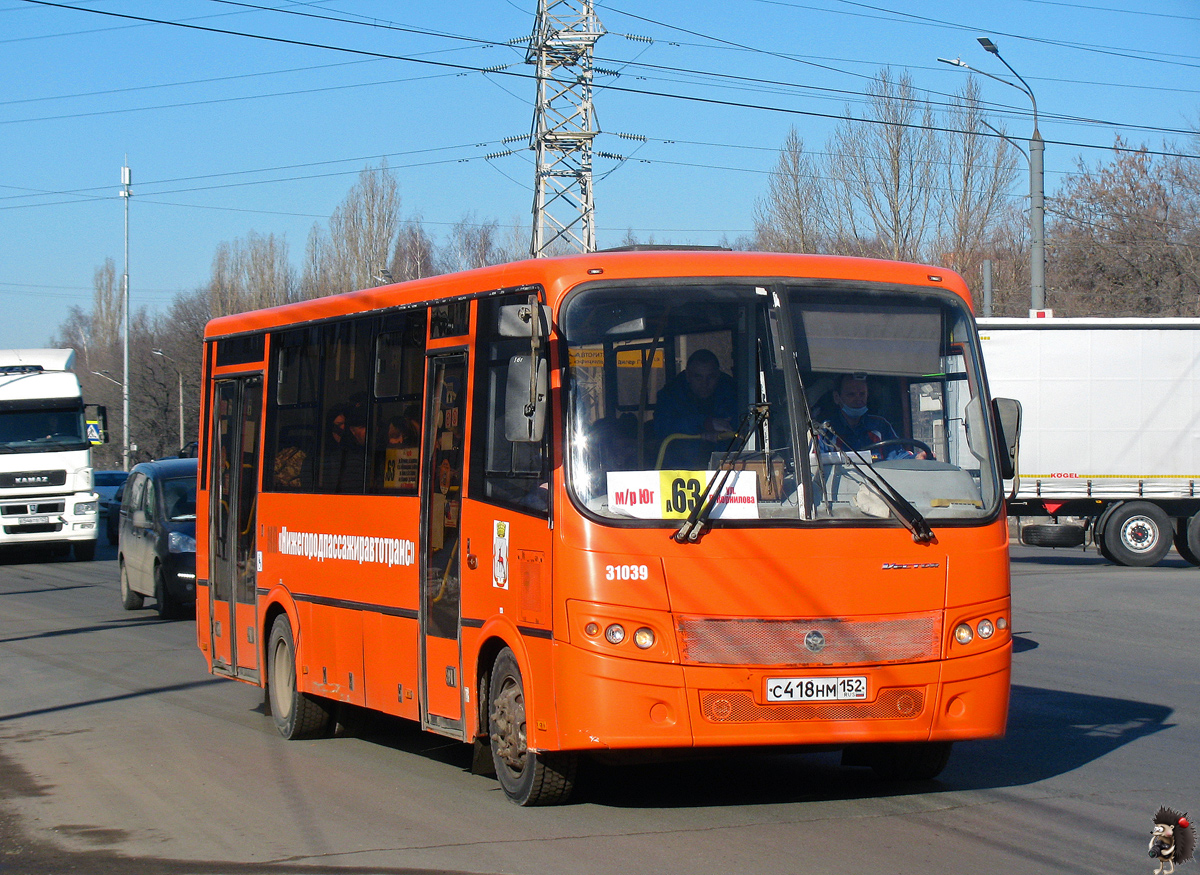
526;0;603;257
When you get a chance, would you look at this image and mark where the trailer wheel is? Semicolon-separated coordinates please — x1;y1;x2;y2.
1102;501;1172;567
1174;512;1200;566
1022;523;1085;548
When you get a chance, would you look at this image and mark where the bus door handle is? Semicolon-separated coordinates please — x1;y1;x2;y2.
466;538;478;570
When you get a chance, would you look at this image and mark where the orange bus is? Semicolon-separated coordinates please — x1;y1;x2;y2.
197;249;1021;805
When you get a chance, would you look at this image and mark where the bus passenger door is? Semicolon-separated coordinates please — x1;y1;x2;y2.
420;354;467;735
208;376;263;682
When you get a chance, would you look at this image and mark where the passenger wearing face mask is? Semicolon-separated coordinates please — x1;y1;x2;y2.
823;373;925;460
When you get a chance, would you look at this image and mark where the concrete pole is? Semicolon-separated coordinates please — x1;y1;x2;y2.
1030;131;1046;311
120;163;131;471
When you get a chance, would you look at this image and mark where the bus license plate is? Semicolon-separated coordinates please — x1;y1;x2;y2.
19;516;45;525
765;676;868;702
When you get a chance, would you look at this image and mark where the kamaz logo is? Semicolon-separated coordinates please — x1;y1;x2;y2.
15;476;50;485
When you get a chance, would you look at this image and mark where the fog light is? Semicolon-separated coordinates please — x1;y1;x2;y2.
977;619;995;639
996;616;1008;630
584;622;600;637
954;623;974;645
633;627;655;649
604;624;626;644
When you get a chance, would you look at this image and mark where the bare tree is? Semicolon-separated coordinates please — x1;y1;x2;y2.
208;231;296;318
934;77;1021;277
826;69;940;261
303;162;402;296
753;127;827;253
390;218;438;281
438;213;503;273
1050;138;1200;315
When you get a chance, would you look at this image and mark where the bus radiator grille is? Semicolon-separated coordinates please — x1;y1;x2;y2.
676;613;941;666
700;689;924;723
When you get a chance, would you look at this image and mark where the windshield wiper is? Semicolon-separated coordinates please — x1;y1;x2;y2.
814;422;935;544
674;404;769;544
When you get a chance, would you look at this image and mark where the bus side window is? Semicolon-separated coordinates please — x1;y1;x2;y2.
371;310;427;495
470;295;550;516
265;327;321;493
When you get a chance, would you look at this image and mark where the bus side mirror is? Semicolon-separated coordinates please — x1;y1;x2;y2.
86;404;109;445
505;354;548;442
992;397;1021;481
498;302;550;338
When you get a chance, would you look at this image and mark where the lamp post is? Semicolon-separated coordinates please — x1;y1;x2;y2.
120;162;132;470
938;38;1045;313
151;349;185;452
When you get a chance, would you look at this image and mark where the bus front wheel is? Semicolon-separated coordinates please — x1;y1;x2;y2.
846;741;953;781
267;614;335;740
488;647;576;806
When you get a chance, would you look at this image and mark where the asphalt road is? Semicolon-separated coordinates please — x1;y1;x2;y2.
0;540;1196;875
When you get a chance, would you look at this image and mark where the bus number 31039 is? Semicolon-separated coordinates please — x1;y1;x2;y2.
605;564;650;581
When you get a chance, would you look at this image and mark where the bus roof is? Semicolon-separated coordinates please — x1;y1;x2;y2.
204;250;971;340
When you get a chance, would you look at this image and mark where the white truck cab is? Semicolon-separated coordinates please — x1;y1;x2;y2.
0;349;107;561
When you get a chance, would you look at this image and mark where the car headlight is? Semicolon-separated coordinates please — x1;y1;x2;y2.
168;531;196;553
74;500;98;515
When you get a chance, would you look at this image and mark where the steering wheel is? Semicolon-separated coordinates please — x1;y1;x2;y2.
859;438;934;460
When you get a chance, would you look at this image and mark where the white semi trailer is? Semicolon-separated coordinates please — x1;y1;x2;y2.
977;318;1200;567
0;349;107;560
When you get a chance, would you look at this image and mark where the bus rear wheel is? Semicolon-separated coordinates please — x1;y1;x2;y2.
267;614;334;740
488;647;576;806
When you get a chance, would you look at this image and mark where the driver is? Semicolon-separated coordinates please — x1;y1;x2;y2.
824;373;926;460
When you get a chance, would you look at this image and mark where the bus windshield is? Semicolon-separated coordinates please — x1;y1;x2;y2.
0;404;88;453
562;280;1000;526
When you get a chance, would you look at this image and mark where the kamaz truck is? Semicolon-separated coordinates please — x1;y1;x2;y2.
0;349;107;560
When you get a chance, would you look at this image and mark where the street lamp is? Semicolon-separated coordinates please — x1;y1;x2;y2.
938;37;1046;313
151;349;185;452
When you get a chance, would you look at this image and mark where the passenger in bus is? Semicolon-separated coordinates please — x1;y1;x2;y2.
823;373;925;460
654;349;738;467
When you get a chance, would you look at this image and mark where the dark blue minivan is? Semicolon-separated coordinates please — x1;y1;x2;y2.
117;458;198;619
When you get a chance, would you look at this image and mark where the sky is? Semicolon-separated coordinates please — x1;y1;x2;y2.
1;0;1197;351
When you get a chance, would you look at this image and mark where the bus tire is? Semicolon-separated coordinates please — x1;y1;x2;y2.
267;614;335;740
1174;512;1200;566
120;561;143;610
488;647;576;806
1102;501;1172;567
1021;523;1085;548
867;741;953;781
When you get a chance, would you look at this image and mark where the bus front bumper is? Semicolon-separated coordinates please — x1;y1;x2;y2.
549;641;1010;752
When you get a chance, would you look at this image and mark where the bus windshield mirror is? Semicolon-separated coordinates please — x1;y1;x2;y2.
504;354;547;442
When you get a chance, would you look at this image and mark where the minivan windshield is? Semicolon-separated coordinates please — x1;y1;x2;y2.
561;280;1000;528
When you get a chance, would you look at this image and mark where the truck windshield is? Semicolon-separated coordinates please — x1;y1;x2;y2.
562;280;1001;527
0;404;89;453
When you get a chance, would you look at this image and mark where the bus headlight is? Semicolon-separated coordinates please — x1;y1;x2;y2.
954;623;974;645
604;624;626;645
977;619;995;639
633;627;656;649
74;500;98;515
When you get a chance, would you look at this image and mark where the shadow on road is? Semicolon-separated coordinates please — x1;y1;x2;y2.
326;680;1171;809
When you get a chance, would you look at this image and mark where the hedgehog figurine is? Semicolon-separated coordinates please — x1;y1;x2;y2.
1150;807;1196;875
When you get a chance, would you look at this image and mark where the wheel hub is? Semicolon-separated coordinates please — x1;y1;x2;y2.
1121;517;1158;552
490;679;527;771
